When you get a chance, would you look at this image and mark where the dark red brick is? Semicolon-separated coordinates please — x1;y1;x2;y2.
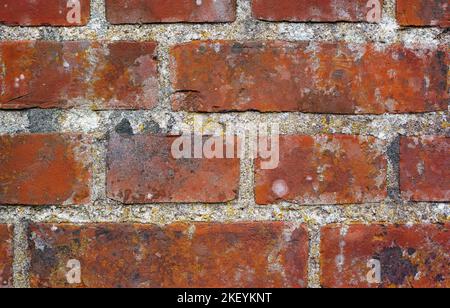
321;224;449;288
106;0;236;24
0;41;158;110
252;0;383;22
171;41;448;114
0;134;91;205
400;136;450;202
255;135;387;205
0;0;90;26
29;222;309;288
106;133;240;203
397;0;450;27
0;225;13;288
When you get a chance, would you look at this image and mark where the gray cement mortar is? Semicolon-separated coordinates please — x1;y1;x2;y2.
0;0;448;288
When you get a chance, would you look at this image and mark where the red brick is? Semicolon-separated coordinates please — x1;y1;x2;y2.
0;225;13;288
106;0;236;24
320;224;449;288
0;41;158;110
0;134;91;205
171;41;448;114
400;136;450;202
255;135;387;205
252;0;383;22
0;0;90;26
397;0;450;27
29;222;308;288
106;133;240;203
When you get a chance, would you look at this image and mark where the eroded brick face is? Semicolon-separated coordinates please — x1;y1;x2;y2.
255;135;387;205
320;224;449;288
252;0;383;22
106;0;236;24
171;41;448;114
0;41;158;110
0;134;91;205
106;133;240;203
0;0;90;26
0;225;13;288
29;222;308;288
400;136;450;202
397;0;450;27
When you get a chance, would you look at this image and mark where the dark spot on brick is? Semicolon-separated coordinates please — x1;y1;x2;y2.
332;70;345;79
435;274;444;283
376;246;418;286
231;43;244;53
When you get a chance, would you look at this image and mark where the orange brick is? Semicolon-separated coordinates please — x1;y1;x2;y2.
0;134;91;205
106;133;240;203
171;41;448;114
397;0;450;27
29;222;309;288
106;0;236;24
321;224;449;288
400;136;450;202
0;0;90;26
255;135;387;205
0;41;158;110
252;0;383;22
0;225;13;288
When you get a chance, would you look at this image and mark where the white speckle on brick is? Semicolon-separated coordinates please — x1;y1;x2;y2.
272;180;289;198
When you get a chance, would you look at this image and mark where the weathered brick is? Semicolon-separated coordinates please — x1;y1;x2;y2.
106;0;236;24
397;0;450;27
0;0;90;26
29;222;308;288
171;41;448;114
0;225;13;288
0;134;91;205
255;135;387;205
400;136;450;202
320;224;449;288
252;0;383;23
0;41;158;110
106;133;240;203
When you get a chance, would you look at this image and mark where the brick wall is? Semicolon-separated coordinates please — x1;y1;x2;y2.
0;0;448;288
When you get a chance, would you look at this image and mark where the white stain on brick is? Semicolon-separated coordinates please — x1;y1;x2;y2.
272;179;289;198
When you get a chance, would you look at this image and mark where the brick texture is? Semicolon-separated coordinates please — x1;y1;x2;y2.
321;224;449;288
106;0;237;24
29;222;308;288
400;136;450;202
171;41;448;114
107;133;240;203
0;0;448;290
0;0;90;26
397;0;450;27
0;41;158;110
252;0;383;22
0;225;13;288
0;134;91;205
255;135;387;205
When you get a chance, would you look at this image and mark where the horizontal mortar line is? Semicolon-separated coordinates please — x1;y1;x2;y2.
0;25;447;37
0;203;447;221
